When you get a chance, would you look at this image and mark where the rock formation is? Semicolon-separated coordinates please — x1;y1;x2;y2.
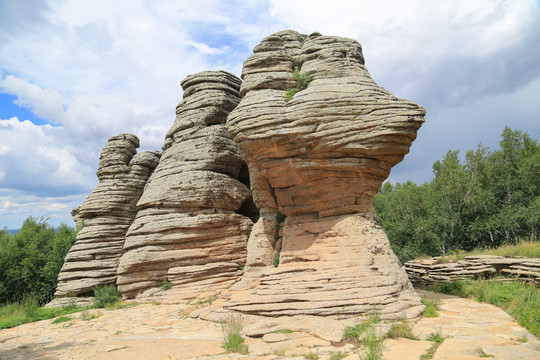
55;134;160;296
405;255;540;287
116;71;255;299
223;30;426;319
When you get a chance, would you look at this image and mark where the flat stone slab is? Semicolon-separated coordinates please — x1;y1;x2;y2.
0;292;539;360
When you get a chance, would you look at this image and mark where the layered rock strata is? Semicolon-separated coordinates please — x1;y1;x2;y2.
224;30;426;319
116;71;255;299
55;134;160;296
405;255;540;287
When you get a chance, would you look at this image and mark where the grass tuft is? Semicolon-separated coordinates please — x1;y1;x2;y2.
220;313;248;354
421;297;440;318
386;319;418;340
51;316;72;324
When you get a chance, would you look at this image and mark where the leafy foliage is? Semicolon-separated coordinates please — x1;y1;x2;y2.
374;127;540;262
0;217;79;305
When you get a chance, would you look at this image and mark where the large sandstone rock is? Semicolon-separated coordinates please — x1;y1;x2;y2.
55;134;160;296
116;71;256;299
224;30;425;319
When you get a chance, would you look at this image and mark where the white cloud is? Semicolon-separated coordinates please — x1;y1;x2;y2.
0;118;95;195
0;0;539;228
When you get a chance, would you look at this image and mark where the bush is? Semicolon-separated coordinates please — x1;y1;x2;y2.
93;285;121;308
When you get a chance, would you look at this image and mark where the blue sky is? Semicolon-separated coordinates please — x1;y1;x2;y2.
1;0;540;229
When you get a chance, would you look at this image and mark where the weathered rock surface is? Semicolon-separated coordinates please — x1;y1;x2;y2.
54;134;160;297
116;71;255;299
2;292;538;360
405;255;540;287
224;30;425;319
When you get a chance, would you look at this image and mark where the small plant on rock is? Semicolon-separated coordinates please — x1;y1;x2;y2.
285;69;311;101
161;277;172;290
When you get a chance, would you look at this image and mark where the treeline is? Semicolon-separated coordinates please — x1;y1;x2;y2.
374;127;540;263
0;217;78;305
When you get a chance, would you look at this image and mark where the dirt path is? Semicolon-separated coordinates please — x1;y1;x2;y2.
0;292;538;360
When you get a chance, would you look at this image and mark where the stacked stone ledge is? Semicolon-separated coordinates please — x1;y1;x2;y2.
54;134;160;297
116;71;256;300
405;255;540;287
222;30;426;320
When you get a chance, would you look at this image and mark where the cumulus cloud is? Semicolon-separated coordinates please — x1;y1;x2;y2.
0;0;539;228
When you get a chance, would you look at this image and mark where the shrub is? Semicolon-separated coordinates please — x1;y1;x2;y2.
93;285;121;308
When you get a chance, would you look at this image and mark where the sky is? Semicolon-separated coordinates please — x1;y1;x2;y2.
1;0;539;229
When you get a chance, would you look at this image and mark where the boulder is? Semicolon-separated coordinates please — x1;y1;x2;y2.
224;30;425;319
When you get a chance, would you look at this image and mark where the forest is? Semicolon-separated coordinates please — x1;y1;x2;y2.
374;127;540;262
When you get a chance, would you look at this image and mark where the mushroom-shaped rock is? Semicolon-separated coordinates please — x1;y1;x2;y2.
224;30;425;320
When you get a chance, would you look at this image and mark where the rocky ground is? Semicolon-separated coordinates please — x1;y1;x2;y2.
1;290;538;360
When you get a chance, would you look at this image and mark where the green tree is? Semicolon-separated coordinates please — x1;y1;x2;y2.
0;217;78;305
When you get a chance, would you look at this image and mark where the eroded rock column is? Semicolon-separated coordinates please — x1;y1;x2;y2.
55;134;160;296
116;71;255;299
224;30;426;319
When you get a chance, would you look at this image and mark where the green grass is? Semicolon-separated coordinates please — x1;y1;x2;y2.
0;296;88;330
329;351;347;360
428;240;540;263
432;279;540;337
421;297;440;318
51;315;72;324
386;320;418;340
477;348;494;358
420;330;445;359
302;351;319;360
272;328;293;334
344;309;384;360
220;313;248;354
